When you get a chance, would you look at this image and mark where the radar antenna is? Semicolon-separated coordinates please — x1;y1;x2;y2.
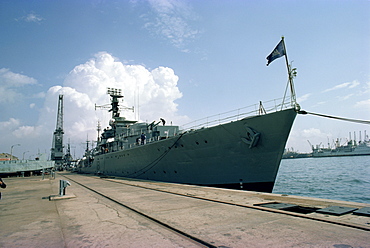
95;88;134;118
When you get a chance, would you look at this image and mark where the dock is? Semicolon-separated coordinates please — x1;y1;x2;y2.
0;172;369;247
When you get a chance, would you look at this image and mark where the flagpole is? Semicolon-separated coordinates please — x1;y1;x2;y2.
281;36;297;106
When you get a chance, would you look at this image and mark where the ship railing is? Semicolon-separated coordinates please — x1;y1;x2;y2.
180;97;292;132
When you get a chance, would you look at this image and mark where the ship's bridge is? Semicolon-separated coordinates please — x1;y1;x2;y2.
101;116;180;152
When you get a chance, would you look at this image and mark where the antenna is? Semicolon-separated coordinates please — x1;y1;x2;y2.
97;120;101;143
95;88;134;118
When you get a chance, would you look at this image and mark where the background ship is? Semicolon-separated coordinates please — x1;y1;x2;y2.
78;87;298;193
282;148;311;159
310;132;370;157
0;153;54;176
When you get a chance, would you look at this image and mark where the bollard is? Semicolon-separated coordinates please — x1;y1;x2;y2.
59;180;71;196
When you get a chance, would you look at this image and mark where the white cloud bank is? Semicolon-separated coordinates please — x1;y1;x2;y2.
0;52;188;158
62;51;186;122
0;68;37;103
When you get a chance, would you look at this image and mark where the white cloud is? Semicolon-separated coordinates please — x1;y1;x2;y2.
316;101;327;106
337;93;354;101
143;0;200;50
13;125;40;138
302;128;327;138
63;52;186;121
0;68;38;103
0;118;20;131
32;92;46;98
19;13;45;23
354;99;370;109
361;81;370;94
322;80;360;93
297;93;311;103
0;68;37;86
0;86;18;104
349;81;360;88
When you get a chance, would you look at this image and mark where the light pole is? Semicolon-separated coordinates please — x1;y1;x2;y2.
22;151;29;160
10;144;20;161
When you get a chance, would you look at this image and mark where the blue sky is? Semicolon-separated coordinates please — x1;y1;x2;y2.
1;0;369;159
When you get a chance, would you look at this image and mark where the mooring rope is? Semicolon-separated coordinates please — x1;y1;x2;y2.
297;110;370;125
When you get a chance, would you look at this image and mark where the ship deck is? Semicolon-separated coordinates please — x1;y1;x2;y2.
1;172;369;247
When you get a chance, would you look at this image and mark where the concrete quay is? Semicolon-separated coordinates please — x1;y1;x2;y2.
0;173;369;248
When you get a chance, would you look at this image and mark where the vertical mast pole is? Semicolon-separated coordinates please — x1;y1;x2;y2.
281;36;297;106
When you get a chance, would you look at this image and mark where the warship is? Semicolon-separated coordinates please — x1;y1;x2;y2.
78;86;299;192
78;38;300;192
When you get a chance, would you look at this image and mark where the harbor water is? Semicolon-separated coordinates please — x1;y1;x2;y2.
273;156;370;204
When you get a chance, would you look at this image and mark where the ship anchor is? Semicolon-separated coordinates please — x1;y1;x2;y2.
241;126;261;148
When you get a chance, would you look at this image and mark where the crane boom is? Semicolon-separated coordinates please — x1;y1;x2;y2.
51;94;64;168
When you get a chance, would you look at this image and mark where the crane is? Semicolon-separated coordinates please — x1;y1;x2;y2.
51;94;64;169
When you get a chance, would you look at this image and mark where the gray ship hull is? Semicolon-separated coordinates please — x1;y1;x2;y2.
0;160;55;176
81;108;297;193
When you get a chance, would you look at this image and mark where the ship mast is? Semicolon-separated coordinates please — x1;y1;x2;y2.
95;87;134;120
266;37;299;109
281;36;298;107
94;88;135;144
107;88;123;118
97;121;101;143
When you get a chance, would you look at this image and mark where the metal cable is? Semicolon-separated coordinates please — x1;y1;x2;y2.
298;110;370;125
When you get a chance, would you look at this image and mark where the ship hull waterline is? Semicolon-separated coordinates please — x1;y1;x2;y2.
79;108;297;193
